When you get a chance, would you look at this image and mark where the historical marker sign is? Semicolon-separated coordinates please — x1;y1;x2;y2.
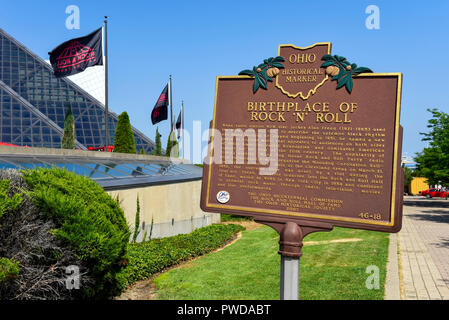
200;43;403;233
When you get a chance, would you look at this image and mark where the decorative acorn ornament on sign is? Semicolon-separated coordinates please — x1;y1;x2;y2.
325;66;340;77
321;54;373;93
267;67;280;78
239;56;285;93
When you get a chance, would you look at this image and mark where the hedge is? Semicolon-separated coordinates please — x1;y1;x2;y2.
21;168;130;299
220;214;254;222
118;223;244;290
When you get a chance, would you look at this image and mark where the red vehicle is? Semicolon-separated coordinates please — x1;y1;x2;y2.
420;188;448;199
0;142;20;147
88;146;114;152
0;142;29;147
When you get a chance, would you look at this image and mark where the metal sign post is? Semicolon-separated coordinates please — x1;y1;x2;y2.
252;220;333;300
280;256;299;300
279;222;302;300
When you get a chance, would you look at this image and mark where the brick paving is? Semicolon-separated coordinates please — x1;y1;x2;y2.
386;198;449;300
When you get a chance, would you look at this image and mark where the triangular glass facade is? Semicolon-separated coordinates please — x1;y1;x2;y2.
0;81;84;148
0;28;154;153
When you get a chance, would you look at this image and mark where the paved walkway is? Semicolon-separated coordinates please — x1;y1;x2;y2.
385;197;449;300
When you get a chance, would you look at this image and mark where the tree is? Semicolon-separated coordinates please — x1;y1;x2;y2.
61;104;75;149
152;127;162;156
113;111;136;154
165;130;179;158
414;108;449;186
132;195;140;243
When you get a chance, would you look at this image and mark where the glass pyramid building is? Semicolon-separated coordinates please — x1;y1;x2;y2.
0;28;155;153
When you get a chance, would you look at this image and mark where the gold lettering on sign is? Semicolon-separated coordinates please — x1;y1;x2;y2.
282;67;324;83
288;53;317;64
247;101;359;124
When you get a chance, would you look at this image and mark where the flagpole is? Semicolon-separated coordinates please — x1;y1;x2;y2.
104;16;109;152
181;100;184;160
169;75;173;132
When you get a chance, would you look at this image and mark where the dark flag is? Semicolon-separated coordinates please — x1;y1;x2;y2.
176;109;182;139
49;28;103;78
151;85;169;125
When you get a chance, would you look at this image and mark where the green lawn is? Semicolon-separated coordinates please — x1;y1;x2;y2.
153;225;389;300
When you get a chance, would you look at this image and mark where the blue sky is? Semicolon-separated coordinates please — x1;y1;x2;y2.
1;0;448;162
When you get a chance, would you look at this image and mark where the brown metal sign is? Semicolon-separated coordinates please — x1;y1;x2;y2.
200;43;403;233
275;43;331;100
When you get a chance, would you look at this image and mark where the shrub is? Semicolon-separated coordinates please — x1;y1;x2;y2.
141;216;154;242
0;179;22;219
0;180;22;222
0;258;19;283
118;223;244;290
0;169;94;300
113;111;136;154
0;174;22;289
61;103;75;149
165;131;178;157
132;195;140;243
19;168;130;299
152;127;162;156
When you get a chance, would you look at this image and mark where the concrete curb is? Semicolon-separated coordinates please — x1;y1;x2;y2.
384;232;401;300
